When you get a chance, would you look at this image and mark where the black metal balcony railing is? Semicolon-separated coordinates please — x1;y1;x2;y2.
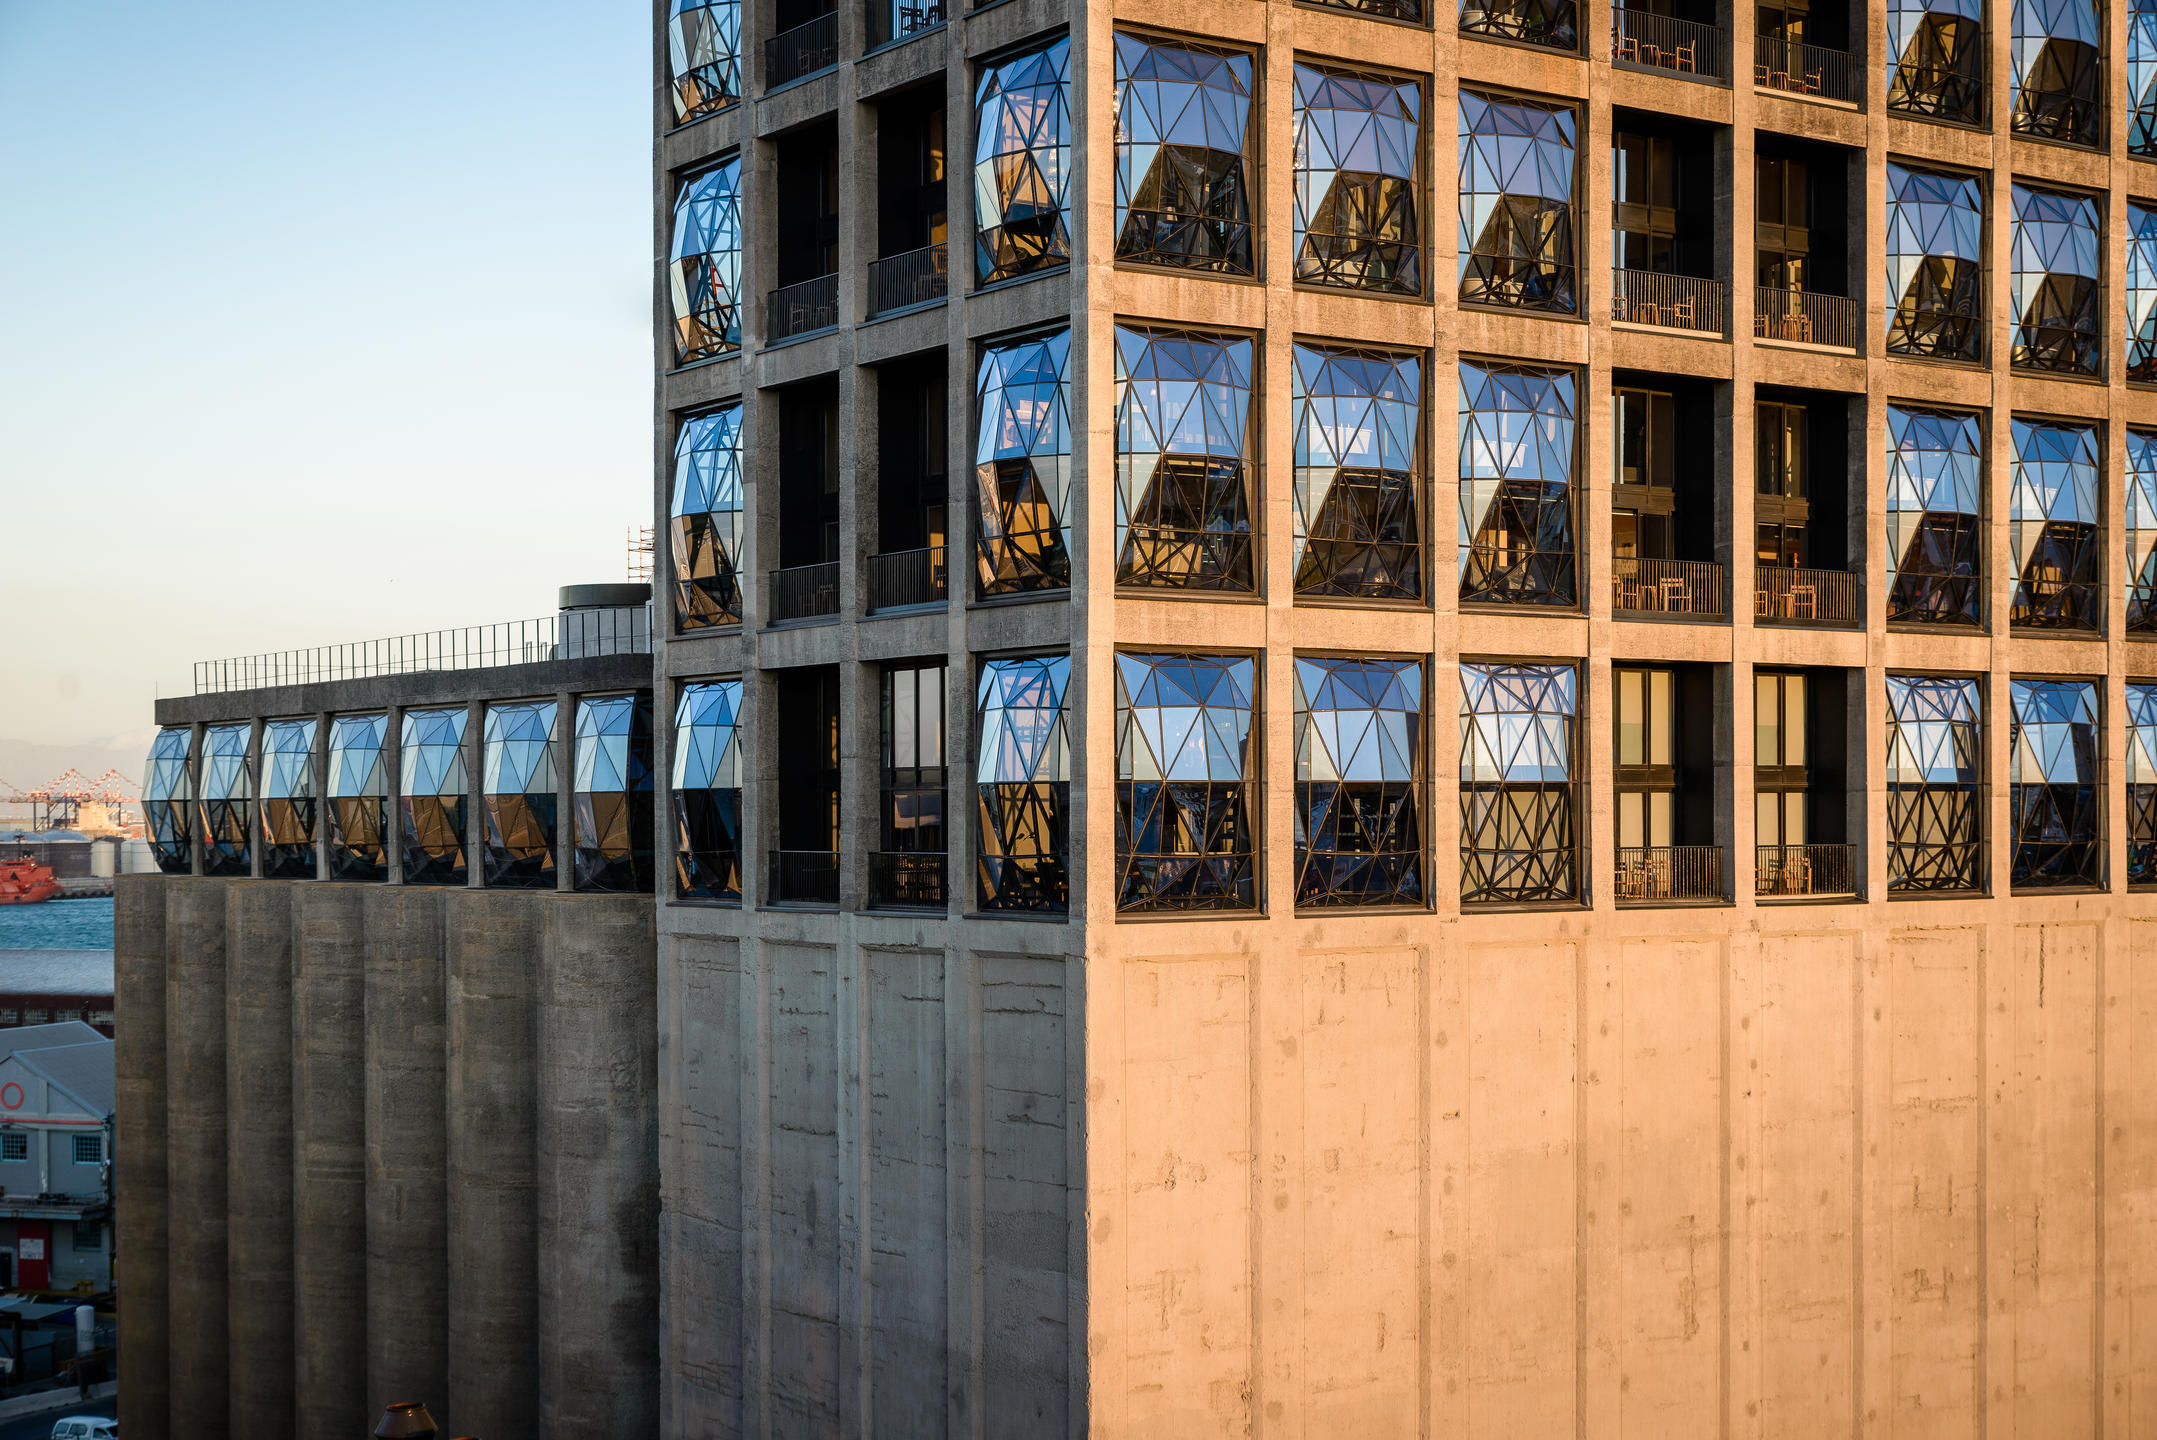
767;273;838;341
1755;565;1860;626
1610;9;1728;81
768;561;841;622
765;10;839;88
1755;287;1860;352
1753;36;1858;102
867;545;948;611
868;0;945;48
1613;845;1724;902
1613;557;1727;618
868;850;946;908
1888;62;1984;123
1611;269;1727;335
867;242;949;316
769;849;840;905
1756;843;1858;898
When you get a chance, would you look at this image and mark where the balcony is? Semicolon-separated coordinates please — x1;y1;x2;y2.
767;274;838;342
867;544;947;612
768;561;840;623
1613;557;1726;618
867;243;948;317
1611;269;1726;335
765;11;839;89
768;849;840;905
1614;845;1724;902
868;850;946;908
1756;843;1858;898
1754;37;1858;103
1755;566;1859;626
1610;10;1727;81
1754;287;1859;352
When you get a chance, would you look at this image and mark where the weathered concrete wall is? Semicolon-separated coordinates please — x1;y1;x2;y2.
123;875;658;1436
445;890;541;1439
114;874;169;1440
163;878;229;1436
224;881;295;1434
363;887;449;1416
293;883;369;1436
537;893;660;1438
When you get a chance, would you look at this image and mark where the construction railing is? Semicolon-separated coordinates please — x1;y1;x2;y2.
191;607;652;695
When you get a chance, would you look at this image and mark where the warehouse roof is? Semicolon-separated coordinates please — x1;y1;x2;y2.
11;1040;114;1116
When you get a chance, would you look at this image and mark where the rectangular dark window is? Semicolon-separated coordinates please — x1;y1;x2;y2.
874;661;948;908
1;1135;26;1162
73;1221;102;1252
72;1134;101;1165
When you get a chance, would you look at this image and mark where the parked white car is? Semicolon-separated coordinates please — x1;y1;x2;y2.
49;1418;117;1440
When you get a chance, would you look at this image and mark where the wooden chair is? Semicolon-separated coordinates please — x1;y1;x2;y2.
1789;582;1816;619
1665;296;1696;329
1659;576;1692;611
1672;41;1696;71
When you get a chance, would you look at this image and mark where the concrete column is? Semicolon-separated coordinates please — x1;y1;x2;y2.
247;718;265;880
444;890;541;1436
537;894;659;1437
188;724;207;877
164;878;229;1434
362;888;449;1416
315;711;334;882
293;883;370;1436
224;882;295;1433
386;705;406;886
114;874;170;1440
556;689;577;893
465;699;486;889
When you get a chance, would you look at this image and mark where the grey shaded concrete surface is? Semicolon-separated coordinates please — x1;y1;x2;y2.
223;881;295;1434
112;875;167;1440
161;878;228;1436
292;882;369;1436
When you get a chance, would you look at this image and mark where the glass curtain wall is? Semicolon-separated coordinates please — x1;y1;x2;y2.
2008;678;2101;887
1460;660;1580;902
483;700;558;888
259;718;316;879
326;714;389;882
1293;656;1424;907
977;655;1072;912
399;707;468;886
573;695;654;893
1114;652;1258;911
673;680;744;901
1886;674;1983;891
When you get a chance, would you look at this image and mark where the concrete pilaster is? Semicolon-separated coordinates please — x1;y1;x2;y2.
293;882;370;1437
114;874;170;1440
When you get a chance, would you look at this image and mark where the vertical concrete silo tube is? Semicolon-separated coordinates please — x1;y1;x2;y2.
536;894;659;1438
224;881;296;1433
293;882;370;1436
362;887;450;1416
444;889;541;1435
164;878;230;1434
114;873;170;1440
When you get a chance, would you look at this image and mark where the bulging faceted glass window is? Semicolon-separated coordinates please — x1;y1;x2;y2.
2008;418;2101;631
672;680;744;902
198;723;251;878
2130;431;2157;631
1114;653;1257;912
574;694;654;893
668;0;740;123
2011;0;2101;144
670;157;742;364
326;713;389;882
672;404;744;630
259;718;316;880
1887;0;1985;120
1295;64;1422;295
143;727;193;874
1462;0;1577;51
1459;358;1578;606
2127;683;2157;883
1459;661;1579;903
2009;678;2101;886
1886;405;1984;626
2129;205;2157;381
974;329;1072;597
2135;0;2157;154
1294;657;1424;908
399;707;468;887
977;655;1071;912
2011;184;2101;374
1458;91;1575;312
1292;345;1423;601
1114;326;1255;591
974;38;1072;285
483;700;558;889
1885;163;1984;360
1114;35;1254;275
1885;674;1983;891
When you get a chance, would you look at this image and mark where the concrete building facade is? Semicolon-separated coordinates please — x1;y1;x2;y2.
651;0;2157;1433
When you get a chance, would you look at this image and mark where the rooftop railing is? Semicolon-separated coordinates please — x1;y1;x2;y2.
1611;268;1726;335
191;606;652;695
765;10;839;88
1753;36;1857;103
1610;9;1728;81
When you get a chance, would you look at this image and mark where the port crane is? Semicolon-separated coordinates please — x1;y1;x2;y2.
0;769;140;833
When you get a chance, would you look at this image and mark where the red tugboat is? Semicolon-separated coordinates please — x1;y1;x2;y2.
0;856;62;905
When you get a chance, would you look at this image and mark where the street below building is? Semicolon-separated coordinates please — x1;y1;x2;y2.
0;1394;111;1440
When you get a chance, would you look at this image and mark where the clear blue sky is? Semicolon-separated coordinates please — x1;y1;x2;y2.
0;1;650;762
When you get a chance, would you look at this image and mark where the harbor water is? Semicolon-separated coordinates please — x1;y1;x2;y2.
0;897;114;949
